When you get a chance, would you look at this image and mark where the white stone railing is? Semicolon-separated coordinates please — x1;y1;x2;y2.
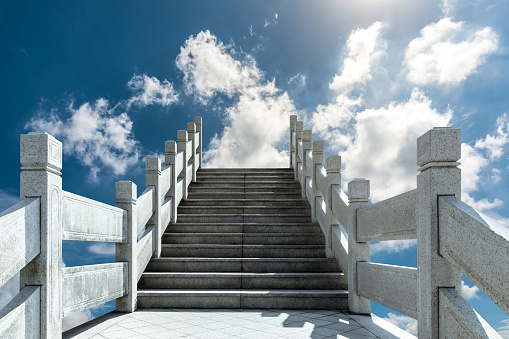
0;117;202;338
289;115;507;338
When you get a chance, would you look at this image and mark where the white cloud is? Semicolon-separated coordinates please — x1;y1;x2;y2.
474;113;509;161
26;99;140;178
371;240;417;254
491;168;502;183
440;0;457;15
497;319;509;339
461;280;480;300
249;25;254;36
176;30;261;104
383;313;417;335
126;74;178;108
0;273;19;311
288;73;307;88
343;89;452;202
264;20;270;28
0;189;19;213
89;243;115;256
329;21;383;93
62;309;93;332
405;18;498;86
176;31;296;168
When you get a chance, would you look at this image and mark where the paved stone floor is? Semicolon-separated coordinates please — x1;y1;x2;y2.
63;309;415;339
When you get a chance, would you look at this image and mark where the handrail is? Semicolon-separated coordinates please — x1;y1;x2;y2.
0;117;203;338
288;115;504;337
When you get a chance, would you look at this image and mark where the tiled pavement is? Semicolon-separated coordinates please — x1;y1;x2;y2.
63;309;415;339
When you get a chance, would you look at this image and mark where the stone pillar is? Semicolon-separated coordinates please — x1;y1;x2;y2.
115;181;138;312
146;157;162;258
165;140;178;223
20;133;63;338
300;130;312;199
347;178;370;314
326;156;341;258
187;122;197;182
417;127;461;338
178;130;189;200
310;140;324;223
195;116;202;169
294;121;303;181
289;115;297;169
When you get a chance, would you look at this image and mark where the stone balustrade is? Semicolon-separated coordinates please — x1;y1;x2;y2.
289;115;508;338
0;117;202;338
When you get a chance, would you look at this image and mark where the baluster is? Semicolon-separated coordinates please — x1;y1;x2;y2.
289;115;297;169
195;116;203;169
326;155;341;258
310;140;324;223
294;121;303;181
347;178;370;314
165;140;178;223
177;130;188;200
417;128;461;337
20;133;63;337
115;181;138;312
301;129;312;199
146;157;162;258
187;122;197;182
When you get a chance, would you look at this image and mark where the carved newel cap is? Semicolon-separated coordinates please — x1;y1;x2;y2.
20;132;62;175
165;141;177;155
116;181;137;204
348;179;369;203
177;130;188;142
146;156;161;174
417;127;460;169
187;122;196;133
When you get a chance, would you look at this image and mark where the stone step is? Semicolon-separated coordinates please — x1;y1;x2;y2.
198;168;294;173
138;272;346;290
191;182;301;188
188;186;302;193
196;176;295;182
177;206;310;215
176;214;312;224
161;244;326;258
145;257;341;273
180;199;310;207
166;223;322;234
161;233;324;245
187;192;303;199
137;289;348;309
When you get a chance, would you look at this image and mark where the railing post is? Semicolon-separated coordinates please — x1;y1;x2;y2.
326;155;341;258
178;130;188;200
347;178;370;314
294;121;303;181
289;115;297;169
310;140;324;223
165;140;178;223
19;133;63;338
146;157;162;258
301;130;312;199
115;181;138;312
417;127;461;338
195;116;202;169
187;122;197;182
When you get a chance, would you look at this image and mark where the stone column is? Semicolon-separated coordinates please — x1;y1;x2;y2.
178;130;189;200
165;140;178;223
347;178;370;314
300;130;312;199
417;127;461;338
326;156;341;258
20;133;63;338
294;121;303;181
195;116;203;169
115;181;138;312
187;122;197;182
310;140;324;223
289;115;297;169
146;157;162;258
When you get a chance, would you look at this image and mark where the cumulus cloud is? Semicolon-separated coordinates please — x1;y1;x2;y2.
89;243;115;256
26;99;140;179
461;280;480;300
329;21;383;93
371;240;417;254
126;74;179;108
288;73;307;88
176;30;296;168
405;18;498;86
497;319;509;339
474;113;509;161
383;313;417;335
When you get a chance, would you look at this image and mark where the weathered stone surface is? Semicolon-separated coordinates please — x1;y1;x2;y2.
0;286;40;339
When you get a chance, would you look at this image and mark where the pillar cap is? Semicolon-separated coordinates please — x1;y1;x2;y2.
20;133;62;175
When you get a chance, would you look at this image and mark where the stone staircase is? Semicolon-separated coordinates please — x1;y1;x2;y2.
137;168;347;309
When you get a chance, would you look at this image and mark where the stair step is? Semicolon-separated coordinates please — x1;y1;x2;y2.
197;176;295;182
162;233;324;245
188;187;302;193
177;206;310;215
187;192;303;199
166;223;322;234
145;257;342;273
192;181;300;187
138;272;346;290
176;214;311;223
198;168;294;173
137;289;348;309
161;244;326;258
180;199;310;207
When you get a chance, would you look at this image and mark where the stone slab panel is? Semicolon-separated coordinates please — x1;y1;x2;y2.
0;286;40;339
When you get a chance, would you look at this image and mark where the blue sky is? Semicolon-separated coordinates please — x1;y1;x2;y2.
1;0;509;335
